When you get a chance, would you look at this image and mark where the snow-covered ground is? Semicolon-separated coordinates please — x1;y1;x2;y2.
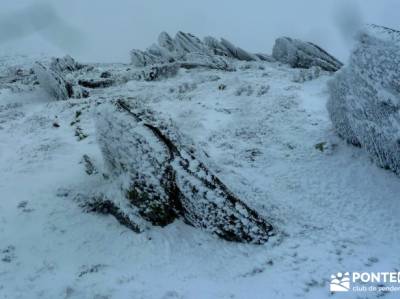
1;57;400;299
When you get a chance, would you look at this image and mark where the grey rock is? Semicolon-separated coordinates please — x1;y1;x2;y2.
49;55;84;73
272;37;343;72
254;53;275;62
158;32;176;52
220;38;258;61
180;53;235;72
174;31;209;55
130;31;271;69
141;63;180;81
327;24;400;174
95;100;273;243
130;49;165;67
33;62;71;100
78;78;115;89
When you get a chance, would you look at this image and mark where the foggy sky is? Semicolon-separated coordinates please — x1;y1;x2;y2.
0;0;399;63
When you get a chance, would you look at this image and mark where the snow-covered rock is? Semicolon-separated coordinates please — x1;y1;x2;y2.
49;55;84;73
130;31;270;69
174;31;209;55
130;49;167;67
272;37;343;72
141;63;180;81
33;62;72;101
327;24;400;174
180;53;234;72
96;102;179;226
219;38;258;61
96;100;273;243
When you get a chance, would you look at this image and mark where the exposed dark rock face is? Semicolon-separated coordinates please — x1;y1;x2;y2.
96;100;273;244
141;63;180;81
272;37;343;72
85;197;141;233
33;62;71;101
130;31;271;69
327;25;400;174
78;78;115;89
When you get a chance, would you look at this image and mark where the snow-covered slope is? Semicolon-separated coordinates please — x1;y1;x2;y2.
1;57;400;299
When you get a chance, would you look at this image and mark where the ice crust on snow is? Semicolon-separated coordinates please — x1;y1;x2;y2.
327;24;400;174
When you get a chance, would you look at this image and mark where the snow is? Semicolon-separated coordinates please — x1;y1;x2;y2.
1;56;400;299
327;24;400;174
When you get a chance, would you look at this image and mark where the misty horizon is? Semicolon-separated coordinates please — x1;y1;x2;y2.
1;0;399;63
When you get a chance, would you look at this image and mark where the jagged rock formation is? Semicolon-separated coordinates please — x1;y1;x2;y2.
130;31;273;69
50;55;84;73
96;100;273;244
272;37;343;72
33;62;72;101
327;24;400;174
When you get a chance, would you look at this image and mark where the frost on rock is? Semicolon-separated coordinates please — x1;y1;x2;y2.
272;37;343;72
96;100;273;243
141;63;180;81
50;55;84;73
33;62;72;101
130;31;270;70
130;50;166;68
327;24;400;174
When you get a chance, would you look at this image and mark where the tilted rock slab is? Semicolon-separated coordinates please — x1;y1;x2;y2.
96;100;273;244
50;55;84;73
130;31;273;68
327;25;400;174
33;62;72;101
272;37;343;72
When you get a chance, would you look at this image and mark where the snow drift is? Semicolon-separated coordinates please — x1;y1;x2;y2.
327;25;400;174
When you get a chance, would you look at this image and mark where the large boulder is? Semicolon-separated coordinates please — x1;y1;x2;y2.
96;100;273;244
327;25;400;174
33;62;72;100
272;37;343;72
49;55;84;73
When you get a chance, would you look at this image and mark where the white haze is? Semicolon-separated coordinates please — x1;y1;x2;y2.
0;0;399;63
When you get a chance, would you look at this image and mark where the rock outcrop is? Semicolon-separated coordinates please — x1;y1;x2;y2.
50;55;84;73
33;62;72;100
96;100;274;244
327;25;400;174
272;37;343;72
130;31;272;69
